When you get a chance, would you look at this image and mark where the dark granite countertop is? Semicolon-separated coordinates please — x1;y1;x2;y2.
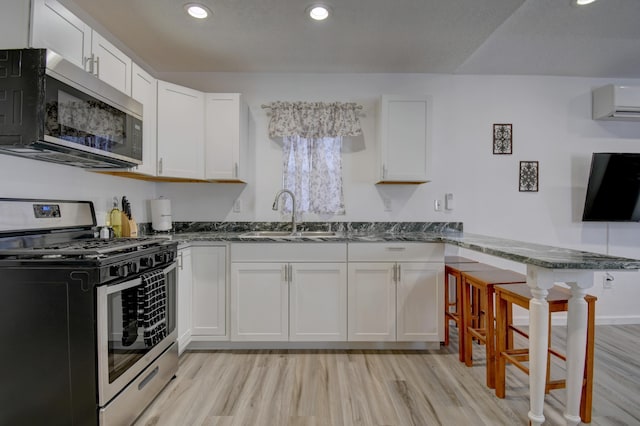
159;227;640;271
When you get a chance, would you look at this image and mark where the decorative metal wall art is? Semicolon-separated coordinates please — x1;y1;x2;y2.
493;124;513;154
519;161;539;192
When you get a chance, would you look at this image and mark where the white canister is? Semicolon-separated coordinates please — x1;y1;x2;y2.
150;198;172;232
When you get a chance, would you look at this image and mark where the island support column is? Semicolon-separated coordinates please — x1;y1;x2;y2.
526;266;593;426
564;278;592;426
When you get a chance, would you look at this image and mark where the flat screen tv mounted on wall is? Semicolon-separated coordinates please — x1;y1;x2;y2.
582;153;640;222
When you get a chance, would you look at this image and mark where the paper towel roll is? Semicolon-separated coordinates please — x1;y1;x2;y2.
150;198;172;231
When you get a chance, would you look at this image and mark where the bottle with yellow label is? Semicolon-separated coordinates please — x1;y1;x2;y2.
109;197;122;238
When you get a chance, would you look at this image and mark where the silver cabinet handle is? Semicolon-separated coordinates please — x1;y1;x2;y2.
178;252;183;269
392;264;397;282
283;264;288;282
288;264;293;283
83;55;94;74
386;247;406;251
158;158;163;174
397;264;401;282
94;55;100;77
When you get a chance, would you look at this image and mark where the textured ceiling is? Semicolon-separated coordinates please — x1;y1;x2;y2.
62;0;640;78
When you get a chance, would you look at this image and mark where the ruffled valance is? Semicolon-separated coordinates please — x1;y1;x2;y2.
266;101;363;139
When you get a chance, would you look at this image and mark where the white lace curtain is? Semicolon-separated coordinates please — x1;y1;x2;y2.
266;102;363;215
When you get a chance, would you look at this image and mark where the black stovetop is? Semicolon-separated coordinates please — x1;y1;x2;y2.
0;236;171;259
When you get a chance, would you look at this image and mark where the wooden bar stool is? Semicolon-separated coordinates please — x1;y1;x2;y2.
444;259;502;362
443;255;478;349
494;283;596;423
461;269;527;389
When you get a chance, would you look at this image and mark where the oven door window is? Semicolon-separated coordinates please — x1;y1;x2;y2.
106;267;176;383
44;76;143;161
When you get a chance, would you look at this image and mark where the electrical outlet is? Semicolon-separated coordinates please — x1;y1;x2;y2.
603;272;614;289
434;199;442;211
233;199;242;213
383;197;392;212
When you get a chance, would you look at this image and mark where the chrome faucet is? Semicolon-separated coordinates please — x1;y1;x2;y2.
272;189;297;234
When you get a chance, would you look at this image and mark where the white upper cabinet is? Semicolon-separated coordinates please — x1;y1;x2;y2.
377;95;432;184
204;93;249;182
31;0;132;95
130;64;157;176
90;31;132;95
0;0;32;49
31;0;91;70
157;81;205;180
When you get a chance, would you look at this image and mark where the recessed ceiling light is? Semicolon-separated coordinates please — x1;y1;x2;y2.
574;0;597;5
185;3;211;19
308;5;330;21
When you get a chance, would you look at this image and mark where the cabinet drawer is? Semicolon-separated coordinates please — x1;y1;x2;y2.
231;243;347;262
348;242;443;262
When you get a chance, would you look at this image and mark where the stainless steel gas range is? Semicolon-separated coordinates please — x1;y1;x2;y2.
0;198;178;425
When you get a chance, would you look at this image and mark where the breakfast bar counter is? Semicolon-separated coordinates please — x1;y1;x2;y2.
443;232;640;426
162;224;640;426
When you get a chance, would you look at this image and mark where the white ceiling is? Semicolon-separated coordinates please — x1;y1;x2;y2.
62;0;640;78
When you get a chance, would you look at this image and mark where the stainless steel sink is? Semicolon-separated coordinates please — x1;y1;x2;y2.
240;231;344;238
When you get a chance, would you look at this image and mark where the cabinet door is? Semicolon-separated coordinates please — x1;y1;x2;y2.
31;0;91;70
157;81;205;179
377;95;431;183
91;31;132;95
347;262;396;341
290;263;347;342
0;0;30;49
396;262;443;342
130;64;157;176
191;246;226;337
177;248;193;354
204;93;247;182
231;263;288;341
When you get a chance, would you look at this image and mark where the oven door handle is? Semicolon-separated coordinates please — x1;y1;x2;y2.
104;261;177;295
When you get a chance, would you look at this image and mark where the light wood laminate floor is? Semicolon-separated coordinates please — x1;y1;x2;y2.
135;325;640;426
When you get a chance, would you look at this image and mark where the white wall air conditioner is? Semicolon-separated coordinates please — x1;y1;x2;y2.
592;84;640;121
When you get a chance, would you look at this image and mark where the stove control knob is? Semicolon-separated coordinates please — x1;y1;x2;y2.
140;257;155;268
110;264;129;278
129;262;140;274
155;253;164;264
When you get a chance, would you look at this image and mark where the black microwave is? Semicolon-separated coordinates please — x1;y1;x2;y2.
0;48;143;169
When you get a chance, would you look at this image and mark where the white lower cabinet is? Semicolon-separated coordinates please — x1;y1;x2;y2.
177;245;227;354
230;243;347;342
290;263;347;341
177;247;193;354
347;263;396;341
191;246;227;338
230;262;289;341
347;243;444;342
